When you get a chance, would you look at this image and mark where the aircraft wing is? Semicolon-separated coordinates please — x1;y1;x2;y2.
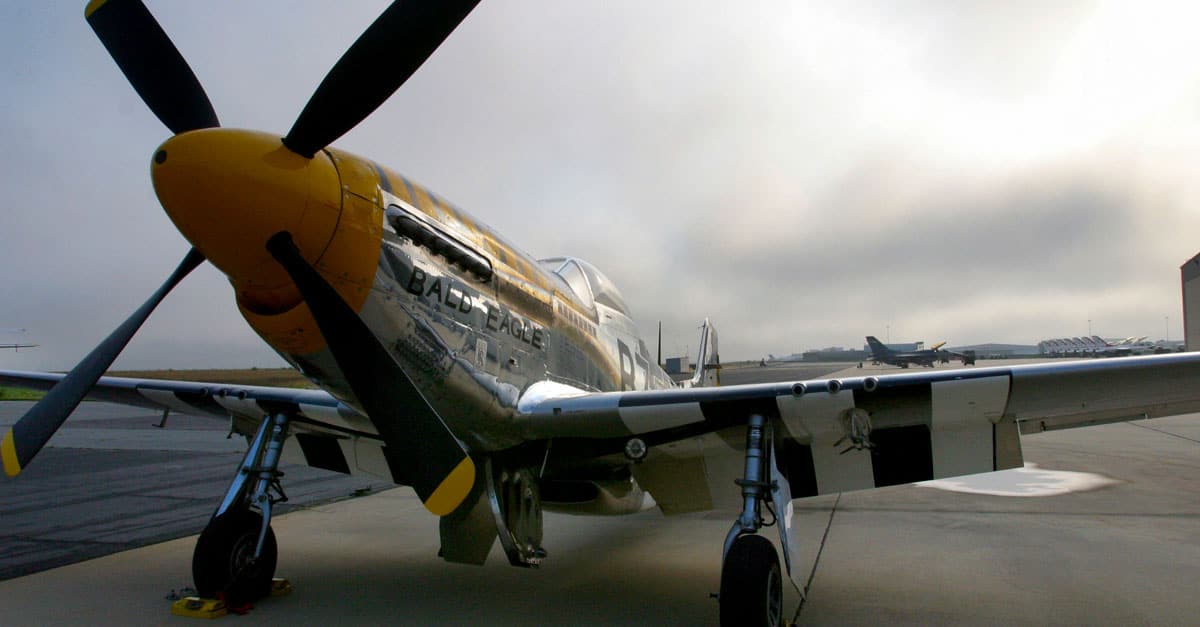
9;353;1200;513
517;353;1200;513
0;370;386;476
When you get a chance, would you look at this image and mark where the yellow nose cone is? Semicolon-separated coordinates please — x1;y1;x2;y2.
151;128;342;313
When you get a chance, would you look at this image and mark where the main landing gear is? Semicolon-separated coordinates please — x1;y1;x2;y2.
194;413;290;604
719;414;796;627
487;460;547;567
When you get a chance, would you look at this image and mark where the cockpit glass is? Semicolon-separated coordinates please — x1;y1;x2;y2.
577;260;630;315
539;257;593;309
538;257;630;316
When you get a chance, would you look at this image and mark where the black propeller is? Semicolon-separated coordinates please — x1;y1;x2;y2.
2;0;221;476
282;0;480;158
17;0;483;506
2;248;205;476
85;0;219;134
265;232;475;516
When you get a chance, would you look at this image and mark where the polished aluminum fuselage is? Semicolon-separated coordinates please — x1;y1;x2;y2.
265;164;673;453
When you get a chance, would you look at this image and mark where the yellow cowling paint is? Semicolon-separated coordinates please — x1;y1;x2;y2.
152;129;342;314
239;149;384;356
239;300;327;357
409;185;442;222
423;457;477;516
2;429;21;477
153;129;383;359
321;148;385;299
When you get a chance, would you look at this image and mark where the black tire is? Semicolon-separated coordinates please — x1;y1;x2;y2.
192;508;277;604
719;534;782;627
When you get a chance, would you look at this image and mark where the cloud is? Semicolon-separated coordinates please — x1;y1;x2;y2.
636;152;1198;357
2;1;1199;370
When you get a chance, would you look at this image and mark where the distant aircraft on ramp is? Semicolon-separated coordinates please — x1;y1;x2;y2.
865;335;939;368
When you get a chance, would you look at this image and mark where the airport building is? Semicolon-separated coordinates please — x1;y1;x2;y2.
803;347;868;361
664;355;691;374
1184;252;1200;351
951;343;1039;359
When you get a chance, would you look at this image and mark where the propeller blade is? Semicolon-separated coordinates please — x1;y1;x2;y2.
86;0;219;134
2;248;205;477
265;232;475;516
282;0;479;158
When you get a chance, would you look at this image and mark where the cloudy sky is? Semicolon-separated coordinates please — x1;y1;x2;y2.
3;1;1200;371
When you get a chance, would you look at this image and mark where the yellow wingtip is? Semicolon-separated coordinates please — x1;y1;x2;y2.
2;429;22;477
422;457;476;517
84;0;110;19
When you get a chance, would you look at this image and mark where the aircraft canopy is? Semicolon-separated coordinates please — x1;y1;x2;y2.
539;257;630;316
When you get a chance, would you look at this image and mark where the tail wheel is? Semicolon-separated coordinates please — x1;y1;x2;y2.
719;534;783;627
192;508;277;604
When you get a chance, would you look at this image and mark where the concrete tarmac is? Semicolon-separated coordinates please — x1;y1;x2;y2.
1;362;1199;624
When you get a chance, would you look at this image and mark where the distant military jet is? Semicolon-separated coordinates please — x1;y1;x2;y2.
865;336;939;368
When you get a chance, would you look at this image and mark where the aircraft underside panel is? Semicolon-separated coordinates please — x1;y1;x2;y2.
279;434;397;482
634;376;1016;514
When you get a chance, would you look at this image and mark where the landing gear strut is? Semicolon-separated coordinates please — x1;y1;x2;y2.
719;414;794;627
194;412;290;604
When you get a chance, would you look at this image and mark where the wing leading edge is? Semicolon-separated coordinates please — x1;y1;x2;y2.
0;369;391;480
519;353;1200;438
0;370;370;434
8;353;1200;511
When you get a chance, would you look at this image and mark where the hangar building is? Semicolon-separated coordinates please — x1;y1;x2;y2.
1184;252;1200;351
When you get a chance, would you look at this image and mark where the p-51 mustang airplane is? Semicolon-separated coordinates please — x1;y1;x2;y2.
4;2;1200;625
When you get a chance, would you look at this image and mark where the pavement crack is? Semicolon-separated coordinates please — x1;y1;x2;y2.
794;492;840;622
1127;420;1200;445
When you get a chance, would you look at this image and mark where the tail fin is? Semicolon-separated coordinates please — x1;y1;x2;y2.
687;319;721;388
865;335;890;357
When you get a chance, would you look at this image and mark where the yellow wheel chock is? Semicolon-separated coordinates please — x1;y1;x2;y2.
170;597;226;619
168;579;291;618
270;578;293;597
